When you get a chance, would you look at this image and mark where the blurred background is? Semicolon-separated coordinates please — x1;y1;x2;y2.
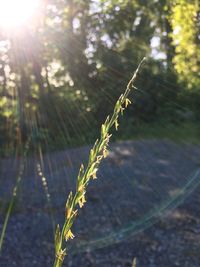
0;0;200;267
0;0;199;153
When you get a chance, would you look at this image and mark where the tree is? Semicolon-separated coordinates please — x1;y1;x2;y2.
170;0;200;89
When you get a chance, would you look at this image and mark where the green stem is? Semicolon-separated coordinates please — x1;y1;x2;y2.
53;58;146;267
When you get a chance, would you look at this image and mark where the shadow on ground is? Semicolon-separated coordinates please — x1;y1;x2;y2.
0;139;200;267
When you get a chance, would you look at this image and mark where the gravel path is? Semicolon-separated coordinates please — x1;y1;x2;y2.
0;139;200;267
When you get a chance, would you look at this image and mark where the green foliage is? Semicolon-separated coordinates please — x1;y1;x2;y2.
170;0;200;89
117;120;200;144
0;0;199;155
0;2;199;265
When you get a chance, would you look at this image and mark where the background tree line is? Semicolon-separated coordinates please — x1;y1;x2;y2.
0;0;199;155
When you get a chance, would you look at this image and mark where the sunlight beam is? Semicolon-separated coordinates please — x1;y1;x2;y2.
0;0;40;30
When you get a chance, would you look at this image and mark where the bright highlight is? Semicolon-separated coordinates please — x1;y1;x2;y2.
0;0;40;30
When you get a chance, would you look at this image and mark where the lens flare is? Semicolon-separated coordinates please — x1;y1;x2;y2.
0;0;40;30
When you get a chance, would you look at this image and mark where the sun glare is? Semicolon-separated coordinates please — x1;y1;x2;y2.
0;0;40;30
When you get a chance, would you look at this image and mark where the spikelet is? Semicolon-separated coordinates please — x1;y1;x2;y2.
103;148;109;158
91;168;98;179
56;248;67;263
115;119;119;130
53;58;145;267
65;230;75;241
66;207;72;219
78;194;86;208
125;98;131;107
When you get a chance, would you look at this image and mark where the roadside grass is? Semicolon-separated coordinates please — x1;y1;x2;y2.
0;57;199;265
47;120;200;153
1;121;199;158
116;121;200;144
0;198;19;215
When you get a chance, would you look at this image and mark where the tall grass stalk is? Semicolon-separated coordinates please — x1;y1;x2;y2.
53;58;145;267
0;138;31;252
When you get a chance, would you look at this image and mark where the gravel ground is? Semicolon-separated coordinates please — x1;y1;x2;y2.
0;139;200;267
